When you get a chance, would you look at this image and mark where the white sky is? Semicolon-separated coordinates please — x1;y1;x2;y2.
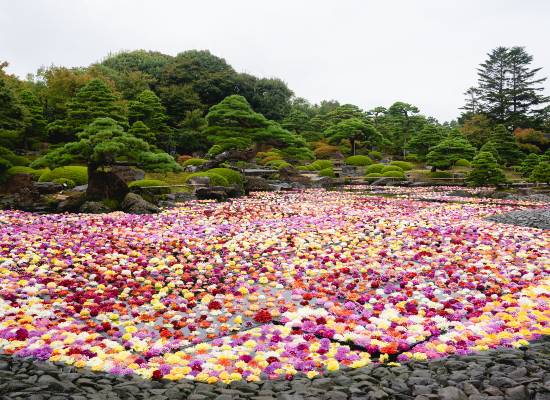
1;0;549;122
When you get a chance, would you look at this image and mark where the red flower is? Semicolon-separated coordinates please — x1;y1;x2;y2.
15;328;29;341
208;300;222;311
152;370;163;380
253;309;272;323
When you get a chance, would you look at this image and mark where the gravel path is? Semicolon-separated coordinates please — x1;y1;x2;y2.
486;208;550;229
1;338;549;400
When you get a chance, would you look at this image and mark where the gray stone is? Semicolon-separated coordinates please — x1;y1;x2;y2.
79;201;112;214
37;374;67;391
121;193;160;214
508;368;527;380
504;386;528;400
438;387;468;400
414;386;434;395
322;391;348;400
489;377;517;388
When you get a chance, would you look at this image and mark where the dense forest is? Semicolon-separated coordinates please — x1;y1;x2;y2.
1;46;549;188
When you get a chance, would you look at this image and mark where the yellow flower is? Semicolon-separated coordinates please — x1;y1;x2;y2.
326;359;339;372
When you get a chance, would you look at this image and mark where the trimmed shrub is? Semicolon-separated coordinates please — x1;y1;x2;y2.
259;155;283;165
310;160;333;170
430;171;453;178
389;161;413;171
454;158;471;167
52;178;76;188
365;164;385;174
182;158;207;167
404;153;420;162
381;165;403;173
318;168;335;178
280;146;315;162
368;151;383;161
382;170;406;179
6;166;49;180
39;166;88;185
266;160;292;170
313;145;340;159
365;173;384;179
128;179;168;188
207;168;244;185
177;155;193;164
186;172;229;187
345;155;373;166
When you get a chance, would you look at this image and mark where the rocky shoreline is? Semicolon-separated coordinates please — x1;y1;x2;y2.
486;208;550;230
1;337;549;400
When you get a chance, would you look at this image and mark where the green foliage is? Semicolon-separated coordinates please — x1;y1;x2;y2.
326;117;381;155
0;77;25;132
47;79;127;142
406;125;444;158
318;168;335;177
460;114;493;148
368;150;383;161
128;179;168;188
280;146;315;162
186;171;229;186
52;177;75;188
182;158;207;167
365;163;385;174
19;90;47;149
345;155;373;166
467;151;507;186
430;171;453;178
520;153;540;177
426;136;476;170
174;110;209;154
6;166;48;180
0;147;30;166
381;165;403;173
365;173;384;179
454;158;471;167
529;161;550;184
33;118;180;173
389;160;413;170
128;89;172;150
206;168;243;185
382;170;406;179
128;121;156;145
489;124;524;166
265;160;292;170
404;153;420;162
309;160;333;170
0;158;12;183
39;166;88;185
205;95;304;155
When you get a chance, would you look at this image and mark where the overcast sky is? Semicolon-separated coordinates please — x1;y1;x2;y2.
1;0;549;122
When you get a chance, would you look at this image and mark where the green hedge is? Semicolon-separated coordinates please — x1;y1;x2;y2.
365;173;384;179
382;170;406;179
39;166;88;185
182;158;207;167
381;165;403;173
368;151;383;161
345;155;373;166
430;171;453;178
365;164;385;174
7;166;49;180
309;160;333;170
265;160;292;170
389;161;413;171
186;172;229;187
318;168;335;177
207;168;243;185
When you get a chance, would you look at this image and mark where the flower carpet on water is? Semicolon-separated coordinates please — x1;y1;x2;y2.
0;190;548;384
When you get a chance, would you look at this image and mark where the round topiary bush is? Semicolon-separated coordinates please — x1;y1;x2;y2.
310;160;333;170
404;153;420;162
39;166;88;185
382;170;406;179
207;168;244;185
186;172;229;187
6;166;49;180
182;158;207;167
365;173;384;179
52;178;76;188
266;160;292;170
381;165;403;173
368;151;383;161
389;161;413;171
430;171;453;178
345;155;373;166
365;163;385;174
318;168;335;177
454;158;471;167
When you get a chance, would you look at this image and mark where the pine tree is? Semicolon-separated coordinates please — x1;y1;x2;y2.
19;90;47;149
479;141;501;164
326;118;381;155
128;89;172;151
529;161;550;184
467;151;507;186
426;136;476;171
47;79;127;142
489;124;523;166
406;125;445;159
520;153;540;177
128;121;156;145
0;77;24;148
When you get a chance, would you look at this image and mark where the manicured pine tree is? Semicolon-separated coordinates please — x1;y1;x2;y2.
326;118;381;155
529;161;550;184
479;141;501;164
0;77;24;148
489;124;524;166
520;153;540;177
425;136;476;171
128;121;156;145
406;125;445;159
19;90;47;149
47;79;127;142
467;151;507;186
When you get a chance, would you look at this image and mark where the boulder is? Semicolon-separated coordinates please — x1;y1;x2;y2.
1;173;35;194
110;166;145;184
57;192;86;213
195;187;228;201
34;182;64;194
79;201;112;214
121;193;160;214
86;170;129;201
244;176;274;193
187;175;211;187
